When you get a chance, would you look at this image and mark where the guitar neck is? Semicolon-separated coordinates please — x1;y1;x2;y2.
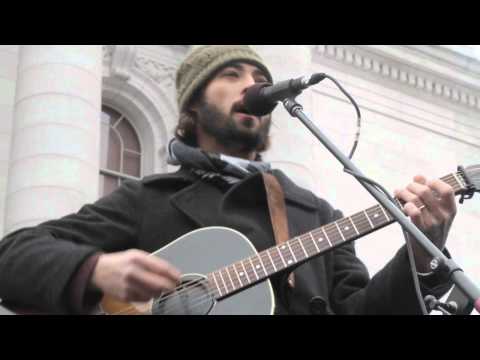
207;170;469;300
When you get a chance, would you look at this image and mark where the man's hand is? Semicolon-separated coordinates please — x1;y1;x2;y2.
394;175;457;272
91;249;182;303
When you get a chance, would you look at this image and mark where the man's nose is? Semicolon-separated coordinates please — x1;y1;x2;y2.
241;76;257;94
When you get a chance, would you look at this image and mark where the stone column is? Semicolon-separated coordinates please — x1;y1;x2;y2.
253;45;317;192
4;45;103;235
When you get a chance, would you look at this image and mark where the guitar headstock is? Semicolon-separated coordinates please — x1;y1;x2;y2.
458;165;480;203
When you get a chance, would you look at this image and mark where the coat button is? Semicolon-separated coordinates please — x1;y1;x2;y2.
309;296;330;315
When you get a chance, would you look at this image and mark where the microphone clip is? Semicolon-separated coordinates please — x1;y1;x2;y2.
282;98;304;117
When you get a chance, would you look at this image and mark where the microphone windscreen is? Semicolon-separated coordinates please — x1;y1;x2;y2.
244;83;278;116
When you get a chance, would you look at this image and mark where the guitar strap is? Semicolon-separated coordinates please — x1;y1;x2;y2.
262;173;295;288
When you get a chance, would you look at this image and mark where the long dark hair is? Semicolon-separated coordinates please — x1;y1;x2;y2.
175;109;199;147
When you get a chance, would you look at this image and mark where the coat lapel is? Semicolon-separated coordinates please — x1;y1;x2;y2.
143;168;209;227
169;180;223;228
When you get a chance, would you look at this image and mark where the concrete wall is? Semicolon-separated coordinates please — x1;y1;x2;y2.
0;46;19;236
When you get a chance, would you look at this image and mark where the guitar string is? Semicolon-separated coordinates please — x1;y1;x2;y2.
109;173;464;314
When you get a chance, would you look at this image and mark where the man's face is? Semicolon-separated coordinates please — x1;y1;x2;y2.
194;62;273;153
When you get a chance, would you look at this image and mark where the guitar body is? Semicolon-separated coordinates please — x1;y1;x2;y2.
100;227;275;315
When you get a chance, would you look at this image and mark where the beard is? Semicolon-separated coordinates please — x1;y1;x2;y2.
195;100;272;154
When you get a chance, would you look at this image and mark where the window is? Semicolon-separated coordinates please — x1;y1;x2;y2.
99;106;142;196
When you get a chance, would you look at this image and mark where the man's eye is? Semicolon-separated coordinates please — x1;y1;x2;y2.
224;71;239;77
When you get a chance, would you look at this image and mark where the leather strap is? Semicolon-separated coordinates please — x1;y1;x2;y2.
262;173;295;287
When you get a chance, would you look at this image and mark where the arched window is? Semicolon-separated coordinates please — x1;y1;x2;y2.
99;105;142;197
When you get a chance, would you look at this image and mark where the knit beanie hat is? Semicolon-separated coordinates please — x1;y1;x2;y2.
176;45;273;112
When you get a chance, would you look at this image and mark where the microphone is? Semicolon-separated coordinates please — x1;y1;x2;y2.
244;73;326;116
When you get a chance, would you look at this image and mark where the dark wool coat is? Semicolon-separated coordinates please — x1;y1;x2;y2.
0;169;450;314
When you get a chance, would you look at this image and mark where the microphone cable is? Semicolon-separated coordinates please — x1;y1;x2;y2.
318;74;362;160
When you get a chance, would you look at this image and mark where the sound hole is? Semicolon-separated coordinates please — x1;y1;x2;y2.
151;274;215;315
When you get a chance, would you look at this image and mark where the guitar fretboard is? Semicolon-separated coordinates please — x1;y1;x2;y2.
206;171;467;300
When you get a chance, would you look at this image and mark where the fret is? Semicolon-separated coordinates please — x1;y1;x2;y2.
266;249;278;272
324;223;343;246
232;262;244;287
313;229;331;251
212;271;225;297
227;265;241;290
277;244;293;266
337;217;359;240
286;242;298;263
208;273;222;298
348;216;360;235
297;237;309;258
320;226;333;247
366;206;388;228
206;274;219;298
289;240;304;262
244;259;257;283
219;268;233;293
334;221;346;241
226;266;237;291
240;260;251;284
275;247;287;268
379;205;391;222
452;172;465;190
363;210;374;229
248;257;259;280
310;232;320;252
352;212;370;234
256;253;269;277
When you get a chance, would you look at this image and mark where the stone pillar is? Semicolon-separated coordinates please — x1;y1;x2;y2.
4;45;103;235
0;46;19;236
253;45;317;192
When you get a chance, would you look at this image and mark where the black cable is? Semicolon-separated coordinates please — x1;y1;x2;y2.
322;74;362;160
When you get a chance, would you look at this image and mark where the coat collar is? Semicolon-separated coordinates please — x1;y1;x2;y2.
142;168;197;186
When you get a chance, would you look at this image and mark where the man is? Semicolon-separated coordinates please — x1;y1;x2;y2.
0;45;457;314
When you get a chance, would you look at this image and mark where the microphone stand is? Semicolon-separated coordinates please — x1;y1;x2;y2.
282;97;480;314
